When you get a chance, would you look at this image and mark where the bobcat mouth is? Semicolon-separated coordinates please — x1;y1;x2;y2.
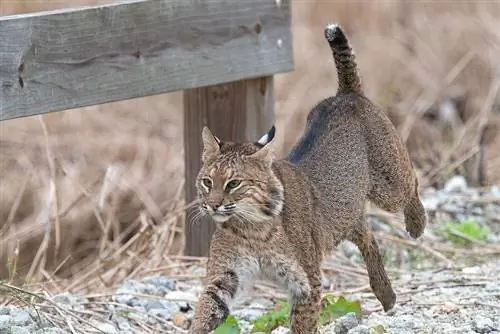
211;213;231;223
202;203;236;223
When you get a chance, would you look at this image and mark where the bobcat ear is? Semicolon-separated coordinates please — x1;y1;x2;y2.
249;125;276;166
256;125;276;147
201;126;221;162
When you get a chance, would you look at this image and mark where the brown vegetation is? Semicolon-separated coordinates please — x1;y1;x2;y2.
1;0;499;293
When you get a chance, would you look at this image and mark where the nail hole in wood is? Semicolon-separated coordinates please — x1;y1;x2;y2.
254;23;262;34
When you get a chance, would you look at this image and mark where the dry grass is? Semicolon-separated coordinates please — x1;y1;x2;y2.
1;0;500;298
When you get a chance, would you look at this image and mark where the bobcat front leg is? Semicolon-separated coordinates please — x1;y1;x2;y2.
290;272;322;334
188;270;239;333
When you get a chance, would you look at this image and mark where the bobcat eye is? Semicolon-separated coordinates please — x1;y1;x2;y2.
225;180;241;191
201;178;213;188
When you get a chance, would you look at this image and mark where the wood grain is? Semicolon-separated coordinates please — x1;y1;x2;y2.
0;0;293;121
183;76;275;256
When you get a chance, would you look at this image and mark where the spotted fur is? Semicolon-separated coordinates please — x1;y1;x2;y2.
189;23;427;334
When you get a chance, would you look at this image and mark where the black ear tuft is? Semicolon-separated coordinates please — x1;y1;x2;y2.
256;125;276;147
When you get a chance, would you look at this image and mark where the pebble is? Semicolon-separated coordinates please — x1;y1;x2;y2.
10;326;31;334
92;321;118;334
439;301;460;314
472;315;495;333
444;175;468;193
348;326;375;334
172;312;190;329
0;314;12;329
12;310;31;326
333;313;359;334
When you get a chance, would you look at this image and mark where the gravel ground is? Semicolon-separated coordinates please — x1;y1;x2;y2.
1;176;499;334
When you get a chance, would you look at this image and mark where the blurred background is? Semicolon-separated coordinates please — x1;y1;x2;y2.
1;0;499;289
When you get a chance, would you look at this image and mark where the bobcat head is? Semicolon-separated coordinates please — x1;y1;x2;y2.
195;126;284;224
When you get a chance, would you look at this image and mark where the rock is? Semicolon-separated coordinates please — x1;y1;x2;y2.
165;290;197;303
53;292;85;307
439;301;460;314
462;266;483;275
421;196;440;211
271;326;291;333
232;308;267;321
444;176;468;193
11;310;32;326
34;329;67;334
233;301;269;321
172;312;190;329
142;276;176;293
10;326;31;334
0;307;11;315
490;185;500;197
144;300;165;311
149;308;173;320
114;316;132;330
189;266;207;277
92;322;118;334
484;283;500;292
348;325;375;334
472;315;495;333
334;313;359;334
0;314;12;329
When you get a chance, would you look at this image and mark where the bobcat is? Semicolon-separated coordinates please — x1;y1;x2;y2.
188;23;427;334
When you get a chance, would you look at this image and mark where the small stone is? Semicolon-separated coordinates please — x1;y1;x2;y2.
189;266;207;277
149;308;173;320
172;312;190;329
92;321;118;333
142;276;176;293
35;329;67;334
472;315;495;333
439;301;460;314
115;316;132;330
371;324;386;334
232;308;267;321
271;326;291;333
145;300;164;311
462;266;482;275
166;290;197;303
348;325;375;334
485;283;500;292
422;196;440;211
0;307;11;315
444;176;467;193
10;326;31;334
490;185;500;197
334;313;359;334
0;314;12;329
12;310;32;326
53;292;86;307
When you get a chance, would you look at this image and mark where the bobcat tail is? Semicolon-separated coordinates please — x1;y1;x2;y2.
324;24;362;94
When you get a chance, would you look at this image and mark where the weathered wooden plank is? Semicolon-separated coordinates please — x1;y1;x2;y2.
0;0;293;121
183;76;274;256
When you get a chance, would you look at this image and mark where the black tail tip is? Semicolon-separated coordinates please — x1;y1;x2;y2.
324;23;346;44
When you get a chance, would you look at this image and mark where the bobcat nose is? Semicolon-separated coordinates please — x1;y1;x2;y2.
208;202;221;211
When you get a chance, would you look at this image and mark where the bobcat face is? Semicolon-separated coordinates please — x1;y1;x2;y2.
196;126;284;224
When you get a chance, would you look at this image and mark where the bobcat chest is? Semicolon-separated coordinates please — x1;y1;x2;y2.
258;253;310;299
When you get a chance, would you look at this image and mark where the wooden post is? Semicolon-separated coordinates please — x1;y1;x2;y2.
183;76;275;256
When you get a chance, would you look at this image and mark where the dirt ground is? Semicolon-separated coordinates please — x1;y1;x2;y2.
1;0;500;287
